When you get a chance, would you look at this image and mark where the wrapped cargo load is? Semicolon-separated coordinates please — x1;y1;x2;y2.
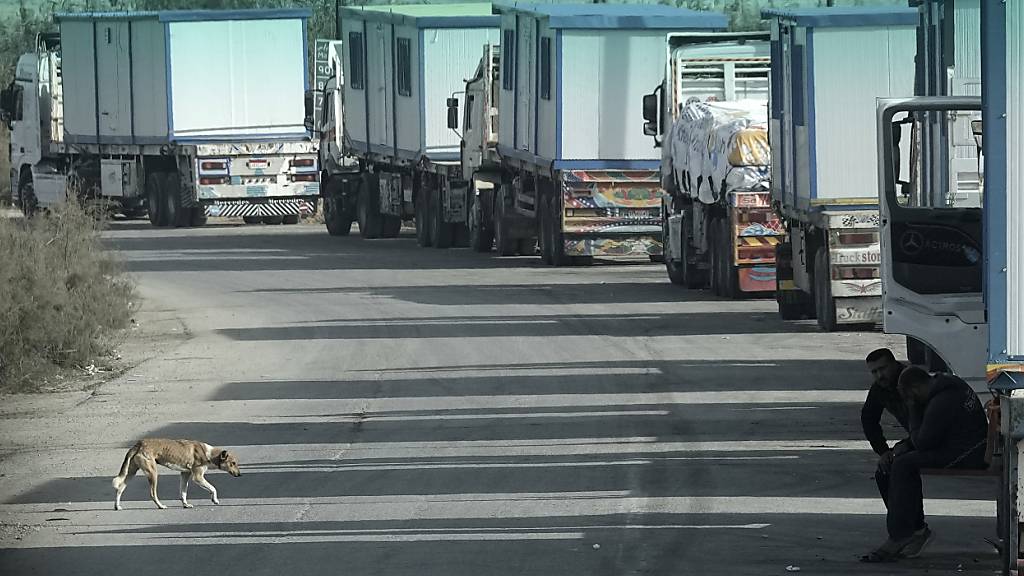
669;99;769;205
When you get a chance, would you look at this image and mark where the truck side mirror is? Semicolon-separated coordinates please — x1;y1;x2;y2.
303;89;317;134
446;97;459;130
642;85;662;141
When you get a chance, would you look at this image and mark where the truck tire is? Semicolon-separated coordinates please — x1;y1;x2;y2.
430;186;453;249
415;187;433;247
146;172;167;227
548;192;570;266
357;173;384;239
282;214;300;225
664;213;685;285
162;172;188;228
494;184;517;257
775;242;805;320
713;217;739;298
469;192;493;252
243;216;262;225
453;224;470;248
683;213;707;289
539;192;552;264
190;207;208;227
518;238;536;256
381;215;402;238
324;180;353;236
263;215;284;225
19;174;39;218
813;247;839;332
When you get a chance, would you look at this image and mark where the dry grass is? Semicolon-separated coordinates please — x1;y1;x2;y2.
0;199;135;392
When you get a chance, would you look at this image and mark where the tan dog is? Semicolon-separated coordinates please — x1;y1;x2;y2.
112;438;241;510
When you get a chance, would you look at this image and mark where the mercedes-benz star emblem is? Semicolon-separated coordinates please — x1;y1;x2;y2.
900;230;924;255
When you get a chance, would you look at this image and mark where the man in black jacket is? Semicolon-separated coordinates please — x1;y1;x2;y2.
861;349;909;506
861;367;988;562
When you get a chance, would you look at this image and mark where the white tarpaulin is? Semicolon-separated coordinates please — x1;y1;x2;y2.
669;99;769;205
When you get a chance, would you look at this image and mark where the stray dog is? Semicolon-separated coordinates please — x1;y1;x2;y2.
112;438;241;510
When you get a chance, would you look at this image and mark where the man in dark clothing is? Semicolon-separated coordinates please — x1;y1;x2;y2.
861;367;989;562
861;349;909;507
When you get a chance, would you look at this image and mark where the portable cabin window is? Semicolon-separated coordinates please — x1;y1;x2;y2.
502;29;515;91
540;37;551;100
349;32;364;90
396;37;412;97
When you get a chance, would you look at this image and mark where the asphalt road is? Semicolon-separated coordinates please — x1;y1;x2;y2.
0;220;1000;575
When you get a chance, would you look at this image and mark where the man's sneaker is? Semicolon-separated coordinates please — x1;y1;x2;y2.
901;527;935;558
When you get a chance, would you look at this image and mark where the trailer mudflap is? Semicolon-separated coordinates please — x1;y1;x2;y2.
204;197;316;218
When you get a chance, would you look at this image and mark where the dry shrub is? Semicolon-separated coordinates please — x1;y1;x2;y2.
0;199;135;392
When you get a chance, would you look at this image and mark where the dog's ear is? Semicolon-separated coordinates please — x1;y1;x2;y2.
219;450;229;461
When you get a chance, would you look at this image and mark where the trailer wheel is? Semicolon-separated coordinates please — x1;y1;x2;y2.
145;172;167;227
468;191;493;252
162;172;188;228
430;184;453;248
357;173;384;239
712;217;739;298
18;173;39;218
243;216;262;225
775;242;805;320
813;247;839;332
547;192;570;266
415;185;433;247
190;207;208;227
324;180;353;236
381;215;402;238
494;184;517;257
664;211;685;285
263;215;284;225
282;214;300;225
518;238;536;256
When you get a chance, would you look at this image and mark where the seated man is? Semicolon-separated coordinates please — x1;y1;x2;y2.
861;348;909;508
861;367;988;562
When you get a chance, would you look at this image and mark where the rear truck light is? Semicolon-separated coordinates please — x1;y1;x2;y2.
835;231;879;246
291;158;316;169
199;176;229;185
832;266;880;281
246;159;271;170
289;174;318;183
198;159;228;175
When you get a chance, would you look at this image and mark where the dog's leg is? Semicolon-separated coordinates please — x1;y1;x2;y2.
142;459;167;510
179;472;193;508
191;469;219;505
113;460;139;511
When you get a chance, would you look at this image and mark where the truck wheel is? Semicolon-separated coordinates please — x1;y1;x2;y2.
19;175;39;218
494;184;517;257
415;187;433;247
775;243;805;320
453;224;470;248
162;172;188;228
664;214;685;285
430;186;453;249
711;217;738;298
469;192;493;252
548;193;570;266
324;180;353;236
518;238;537;256
243;216;262;225
539;193;552;264
813;248;839;332
263;215;284;225
282;214;300;225
190;207;208;227
145;172;167;227
381;216;402;238
357;173;384;239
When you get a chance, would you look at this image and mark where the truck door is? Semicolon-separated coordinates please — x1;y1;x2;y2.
878;97;986;381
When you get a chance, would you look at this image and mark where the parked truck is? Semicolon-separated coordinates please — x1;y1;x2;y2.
317;3;500;243
447;3;727;264
762;7;918;331
641;33;782;295
876;0;985;379
0;9;319;226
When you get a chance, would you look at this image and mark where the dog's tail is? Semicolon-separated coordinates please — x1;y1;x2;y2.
112;442;140;488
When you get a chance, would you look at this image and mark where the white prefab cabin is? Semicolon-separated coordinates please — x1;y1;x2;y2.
494;3;726;171
337;3;500;163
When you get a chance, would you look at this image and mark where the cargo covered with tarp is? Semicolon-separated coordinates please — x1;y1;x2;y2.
668;99;769;205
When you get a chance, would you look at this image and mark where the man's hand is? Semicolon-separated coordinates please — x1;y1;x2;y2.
877;449;895;475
